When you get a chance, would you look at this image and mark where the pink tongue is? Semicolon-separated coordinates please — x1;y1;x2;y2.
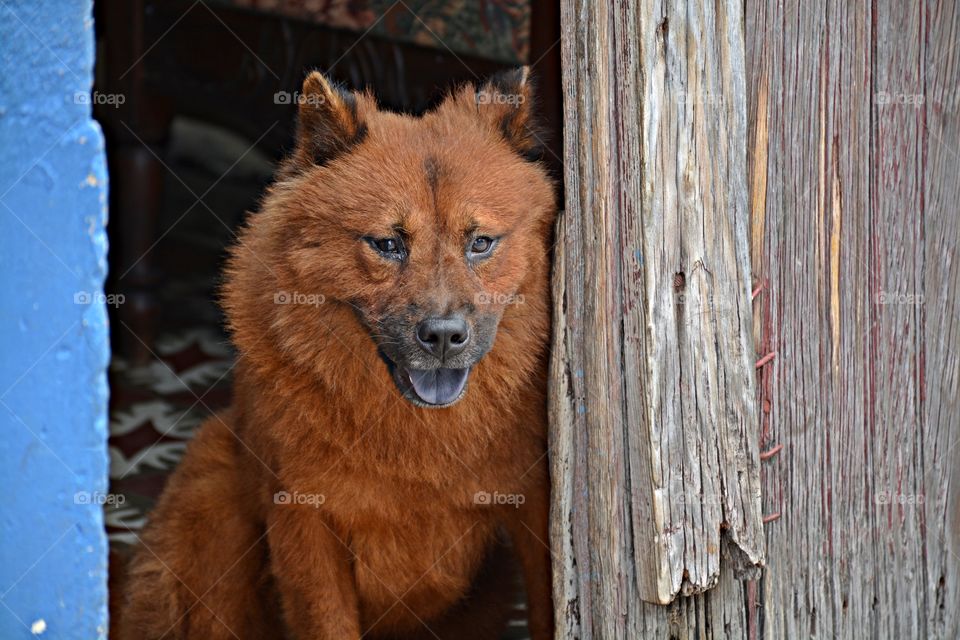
408;368;470;405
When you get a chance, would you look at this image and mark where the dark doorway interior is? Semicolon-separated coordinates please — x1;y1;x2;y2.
93;2;561;637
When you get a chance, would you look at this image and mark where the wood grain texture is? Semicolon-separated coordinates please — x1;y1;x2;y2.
745;0;960;637
551;212;759;639
552;0;958;636
551;0;764;626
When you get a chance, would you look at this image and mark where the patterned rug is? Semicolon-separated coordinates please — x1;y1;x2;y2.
107;327;234;547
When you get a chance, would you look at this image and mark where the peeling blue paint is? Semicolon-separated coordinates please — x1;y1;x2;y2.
0;1;109;637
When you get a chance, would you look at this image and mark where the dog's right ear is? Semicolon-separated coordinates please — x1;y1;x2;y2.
286;71;368;173
474;66;543;162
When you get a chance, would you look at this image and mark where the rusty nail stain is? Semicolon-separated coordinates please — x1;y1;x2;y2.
760;443;783;460
755;351;777;369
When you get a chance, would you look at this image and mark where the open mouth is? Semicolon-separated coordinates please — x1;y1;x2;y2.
385;358;471;408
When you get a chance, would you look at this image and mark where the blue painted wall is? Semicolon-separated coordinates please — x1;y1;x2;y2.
0;0;109;637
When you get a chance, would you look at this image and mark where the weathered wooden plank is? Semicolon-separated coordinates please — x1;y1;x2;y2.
551;0;764;627
554;0;957;635
551;209;758;639
745;0;960;637
625;0;764;601
922;4;960;638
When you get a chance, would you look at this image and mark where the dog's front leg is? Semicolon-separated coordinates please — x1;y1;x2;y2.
267;504;361;639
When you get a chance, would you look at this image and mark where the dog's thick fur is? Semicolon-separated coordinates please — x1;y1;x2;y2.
115;68;556;639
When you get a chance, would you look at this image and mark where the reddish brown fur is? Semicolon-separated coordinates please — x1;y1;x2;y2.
115;68;556;639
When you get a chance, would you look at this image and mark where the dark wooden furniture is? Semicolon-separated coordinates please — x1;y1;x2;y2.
95;0;561;361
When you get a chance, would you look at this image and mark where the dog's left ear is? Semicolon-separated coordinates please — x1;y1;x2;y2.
286;71;368;174
475;66;543;162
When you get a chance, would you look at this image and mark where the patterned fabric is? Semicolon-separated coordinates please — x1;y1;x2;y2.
212;0;531;63
107;327;235;546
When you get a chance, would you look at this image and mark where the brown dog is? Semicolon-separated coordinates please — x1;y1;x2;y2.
115;67;556;640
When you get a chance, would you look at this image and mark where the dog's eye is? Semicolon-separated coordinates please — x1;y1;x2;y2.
469;236;496;257
366;236;406;260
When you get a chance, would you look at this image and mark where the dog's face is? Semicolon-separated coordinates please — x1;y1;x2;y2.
268;69;555;408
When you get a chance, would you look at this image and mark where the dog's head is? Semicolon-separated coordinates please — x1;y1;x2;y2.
228;69;555;409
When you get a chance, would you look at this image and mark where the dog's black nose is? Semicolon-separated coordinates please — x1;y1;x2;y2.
416;316;470;360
